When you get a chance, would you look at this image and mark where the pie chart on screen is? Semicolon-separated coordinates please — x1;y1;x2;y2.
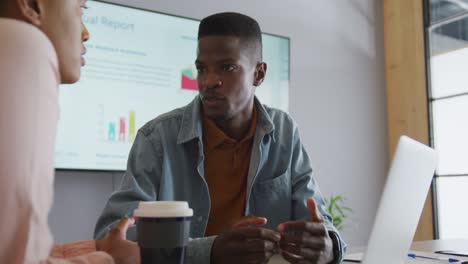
181;66;198;91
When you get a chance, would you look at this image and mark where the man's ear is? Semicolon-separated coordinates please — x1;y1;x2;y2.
16;0;42;26
253;62;267;87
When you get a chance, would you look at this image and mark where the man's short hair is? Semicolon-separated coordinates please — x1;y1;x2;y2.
198;12;263;62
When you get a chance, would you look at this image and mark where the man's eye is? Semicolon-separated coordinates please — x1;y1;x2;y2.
196;67;205;73
222;65;236;72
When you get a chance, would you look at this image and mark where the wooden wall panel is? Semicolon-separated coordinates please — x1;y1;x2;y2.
383;0;433;241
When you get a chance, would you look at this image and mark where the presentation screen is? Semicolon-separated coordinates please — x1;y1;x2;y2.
55;0;290;171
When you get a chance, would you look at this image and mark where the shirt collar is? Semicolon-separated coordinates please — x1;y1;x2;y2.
203;106;257;151
177;95;273;145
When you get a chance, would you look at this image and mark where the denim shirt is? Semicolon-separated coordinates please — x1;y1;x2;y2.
94;96;346;263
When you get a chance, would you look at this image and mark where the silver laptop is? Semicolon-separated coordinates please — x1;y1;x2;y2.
361;135;438;264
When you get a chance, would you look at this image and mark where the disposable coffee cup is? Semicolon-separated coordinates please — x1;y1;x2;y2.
133;201;193;264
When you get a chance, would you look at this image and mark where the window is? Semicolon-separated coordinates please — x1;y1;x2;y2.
426;0;468;238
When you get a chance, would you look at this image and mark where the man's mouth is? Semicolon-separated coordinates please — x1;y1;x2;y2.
202;95;224;106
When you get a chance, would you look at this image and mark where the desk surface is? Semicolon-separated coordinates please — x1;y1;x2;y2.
269;239;468;263
411;239;468;252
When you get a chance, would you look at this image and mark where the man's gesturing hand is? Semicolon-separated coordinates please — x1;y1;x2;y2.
277;198;334;264
211;216;281;264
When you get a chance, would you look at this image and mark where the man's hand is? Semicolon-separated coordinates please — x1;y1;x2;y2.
232;216;268;228
277;198;334;264
211;216;281;264
96;218;140;264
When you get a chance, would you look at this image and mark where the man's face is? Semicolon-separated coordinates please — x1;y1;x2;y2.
38;0;89;84
196;36;263;121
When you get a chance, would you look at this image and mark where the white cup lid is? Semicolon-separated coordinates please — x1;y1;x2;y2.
133;201;193;218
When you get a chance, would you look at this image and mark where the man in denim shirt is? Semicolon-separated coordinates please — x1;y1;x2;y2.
95;12;346;264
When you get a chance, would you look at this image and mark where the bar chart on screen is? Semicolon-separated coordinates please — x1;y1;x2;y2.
98;106;137;143
181;65;198;91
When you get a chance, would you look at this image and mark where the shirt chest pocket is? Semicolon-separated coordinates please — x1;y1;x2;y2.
250;172;291;229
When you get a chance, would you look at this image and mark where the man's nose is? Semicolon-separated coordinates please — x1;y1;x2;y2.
201;72;222;90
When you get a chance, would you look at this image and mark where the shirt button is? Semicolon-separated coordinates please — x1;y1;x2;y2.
197;216;203;222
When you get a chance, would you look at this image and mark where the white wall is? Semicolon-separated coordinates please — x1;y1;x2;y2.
50;0;388;247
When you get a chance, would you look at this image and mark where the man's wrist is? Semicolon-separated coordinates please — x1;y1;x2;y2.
328;231;342;264
185;236;217;264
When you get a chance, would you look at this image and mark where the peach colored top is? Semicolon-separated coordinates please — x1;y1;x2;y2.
0;19;112;264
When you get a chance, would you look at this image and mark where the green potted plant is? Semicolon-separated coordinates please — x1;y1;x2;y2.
324;195;352;231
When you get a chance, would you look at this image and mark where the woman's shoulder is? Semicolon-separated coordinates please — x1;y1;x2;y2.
0;18;58;67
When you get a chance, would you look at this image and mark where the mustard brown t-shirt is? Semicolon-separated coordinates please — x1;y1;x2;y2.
202;108;257;236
